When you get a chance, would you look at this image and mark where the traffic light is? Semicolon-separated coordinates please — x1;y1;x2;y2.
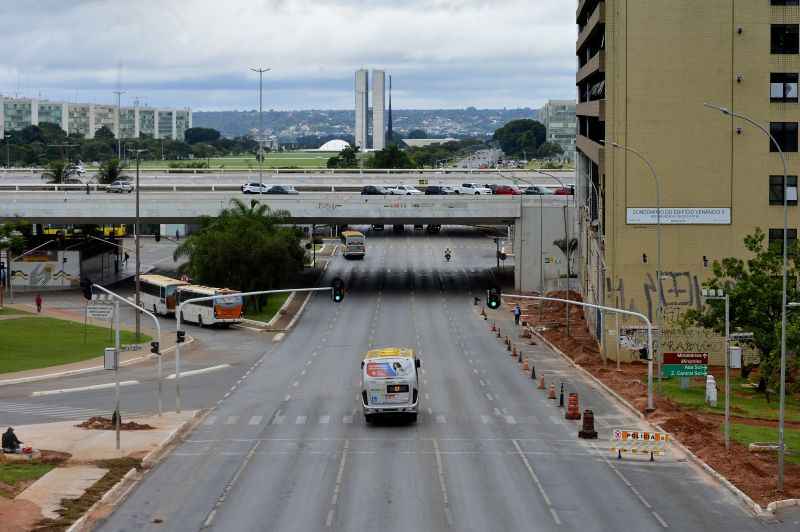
150;341;160;354
80;278;93;300
639;347;650;360
331;277;345;303
487;287;501;310
176;330;186;343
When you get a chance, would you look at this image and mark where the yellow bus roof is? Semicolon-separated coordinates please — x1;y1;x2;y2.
178;284;238;296
364;347;415;359
341;230;365;238
140;274;189;287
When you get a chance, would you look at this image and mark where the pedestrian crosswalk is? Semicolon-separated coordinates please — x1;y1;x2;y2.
0;400;142;420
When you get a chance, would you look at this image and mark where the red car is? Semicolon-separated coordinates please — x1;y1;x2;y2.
492;185;521;195
554;185;575;195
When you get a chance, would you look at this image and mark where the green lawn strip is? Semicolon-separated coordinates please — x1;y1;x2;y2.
0;307;32;316
0;462;55;497
729;423;800;465
659;376;800;423
242;292;291;323
0;317;151;374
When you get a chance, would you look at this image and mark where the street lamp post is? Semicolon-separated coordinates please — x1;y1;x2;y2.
113;90;125;160
128;149;147;341
702;288;731;449
704;102;789;491
250;67;271;193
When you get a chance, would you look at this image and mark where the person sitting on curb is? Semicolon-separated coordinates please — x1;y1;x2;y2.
2;427;22;453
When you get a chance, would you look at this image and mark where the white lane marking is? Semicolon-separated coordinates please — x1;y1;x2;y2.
225;416;239;425
479;379;486;387
432;439;454;526
512;439;561;525
248;416;263;425
165;364;230;380
436;415;447;424
342;415;353;424
549;416;564;426
292;381;299;387
202;440;261;528
427;407;433;415
505;415;517;425
319;415;330;424
480;415;491;424
485;393;494;401
204;416;217;426
424;393;430;400
493;407;501;416
32;380;139;396
296;415;307;425
284;394;291;402
272;414;285;425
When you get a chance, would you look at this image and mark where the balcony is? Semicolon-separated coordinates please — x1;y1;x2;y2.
576;2;604;53
576;99;605;120
577;51;605;84
577;134;605;168
577;0;600;23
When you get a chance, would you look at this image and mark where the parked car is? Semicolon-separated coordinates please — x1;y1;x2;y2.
424;185;449;195
492;185;521;195
265;184;299;194
442;185;458;194
371;224;385;231
413;224;424;231
389;185;423;195
69;164;86;176
455;183;492;195
426;224;442;234
107;180;134;193
524;185;554;195
361;185;390;195
554;185;575;195
241;182;270;194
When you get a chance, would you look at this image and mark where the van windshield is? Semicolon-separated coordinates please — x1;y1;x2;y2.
365;358;414;378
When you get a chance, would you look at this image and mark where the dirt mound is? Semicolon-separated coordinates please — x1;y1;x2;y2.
76;416;154;431
37;449;71;464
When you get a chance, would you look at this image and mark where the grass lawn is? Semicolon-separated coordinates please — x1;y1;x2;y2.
0;463;54;496
730;423;800;464
243;292;291;323
0;317;150;374
659;376;800;423
0;307;31;316
124;152;331;170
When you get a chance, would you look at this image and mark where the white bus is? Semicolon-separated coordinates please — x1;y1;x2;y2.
139;275;189;316
176;284;244;327
341;230;366;259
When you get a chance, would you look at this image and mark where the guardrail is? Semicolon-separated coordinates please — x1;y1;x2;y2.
0;167;574;175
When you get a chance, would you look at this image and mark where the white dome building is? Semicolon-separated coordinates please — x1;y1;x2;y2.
318;139;351;152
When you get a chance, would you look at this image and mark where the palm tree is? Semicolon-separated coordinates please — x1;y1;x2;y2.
97;158;127;184
553;237;579;278
42;159;74;184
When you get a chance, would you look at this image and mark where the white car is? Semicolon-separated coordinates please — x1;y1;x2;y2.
107;180;134;193
388;185;423;195
456;183;492;195
241;182;271;194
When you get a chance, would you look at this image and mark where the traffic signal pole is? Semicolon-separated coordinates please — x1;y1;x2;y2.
173;284;340;413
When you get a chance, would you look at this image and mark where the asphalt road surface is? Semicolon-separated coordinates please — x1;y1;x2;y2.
60;227;792;531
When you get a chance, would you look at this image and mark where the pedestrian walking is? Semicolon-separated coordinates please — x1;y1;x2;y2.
123;252;130;270
175;229;180;241
35;293;42;313
513;303;521;326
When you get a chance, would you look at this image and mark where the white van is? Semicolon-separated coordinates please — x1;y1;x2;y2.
361;347;420;423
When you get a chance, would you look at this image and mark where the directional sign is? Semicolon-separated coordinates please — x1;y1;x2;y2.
662;352;708;377
87;304;114;320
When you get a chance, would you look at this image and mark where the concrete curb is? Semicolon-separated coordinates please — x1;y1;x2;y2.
282;259;330;335
767;499;800;512
528;327;781;517
0;336;196;387
241;291;297;329
65;409;206;532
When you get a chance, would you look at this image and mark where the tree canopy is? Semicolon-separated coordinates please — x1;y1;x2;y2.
492;119;546;158
327;146;359;168
97;158;127;184
366;144;414;169
185;127;222;145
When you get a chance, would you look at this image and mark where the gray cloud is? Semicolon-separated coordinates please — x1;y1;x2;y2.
0;0;576;110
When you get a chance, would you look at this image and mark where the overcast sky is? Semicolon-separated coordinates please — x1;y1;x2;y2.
0;1;576;111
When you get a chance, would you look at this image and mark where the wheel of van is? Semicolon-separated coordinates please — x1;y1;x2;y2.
474;191;480;195
364;414;373;424
408;413;418;423
153;304;157;315
198;315;204;327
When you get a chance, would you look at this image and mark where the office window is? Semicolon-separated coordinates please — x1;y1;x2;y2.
771;73;799;102
768;228;798;252
772;0;800;5
772;25;800;54
769;175;798;205
770;122;799;152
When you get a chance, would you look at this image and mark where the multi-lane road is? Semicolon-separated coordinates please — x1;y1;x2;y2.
4;227;773;532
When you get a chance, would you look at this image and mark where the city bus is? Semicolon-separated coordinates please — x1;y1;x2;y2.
361;347;421;423
340;230;366;259
176;284;244;327
139;274;189;316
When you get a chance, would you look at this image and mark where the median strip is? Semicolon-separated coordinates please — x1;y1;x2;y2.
32;380;139;396
165;364;230;380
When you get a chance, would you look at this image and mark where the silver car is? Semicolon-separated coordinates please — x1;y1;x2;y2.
107;180;134;193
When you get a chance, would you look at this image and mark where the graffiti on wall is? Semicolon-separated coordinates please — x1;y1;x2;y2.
607;271;703;321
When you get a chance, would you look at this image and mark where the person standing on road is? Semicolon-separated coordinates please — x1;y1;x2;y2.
35;293;43;313
513;303;521;326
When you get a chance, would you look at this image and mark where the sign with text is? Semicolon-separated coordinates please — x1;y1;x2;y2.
627;207;730;225
612;429;670;456
662;352;708;377
86;304;114;320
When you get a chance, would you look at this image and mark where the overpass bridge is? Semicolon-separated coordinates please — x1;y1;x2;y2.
0;191;577;293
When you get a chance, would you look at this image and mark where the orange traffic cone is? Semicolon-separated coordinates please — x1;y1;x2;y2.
565;393;582;420
538;375;545;389
522;358;529;371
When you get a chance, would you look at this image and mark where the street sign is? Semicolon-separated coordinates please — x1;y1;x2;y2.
611;428;670;456
87;304;114;320
662;352;708;377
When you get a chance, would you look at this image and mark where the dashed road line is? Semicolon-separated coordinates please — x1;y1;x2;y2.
512;439;561;525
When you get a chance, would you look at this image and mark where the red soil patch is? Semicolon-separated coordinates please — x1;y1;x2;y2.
76;417;154;431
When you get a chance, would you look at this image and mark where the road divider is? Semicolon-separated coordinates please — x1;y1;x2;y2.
165;364;230;380
32;380;139;396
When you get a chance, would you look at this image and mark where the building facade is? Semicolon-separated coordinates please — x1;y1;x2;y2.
0;96;192;140
576;0;800;361
541;99;577;161
354;70;369;149
372;70;386;150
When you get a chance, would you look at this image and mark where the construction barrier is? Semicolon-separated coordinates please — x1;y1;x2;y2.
611;429;670;458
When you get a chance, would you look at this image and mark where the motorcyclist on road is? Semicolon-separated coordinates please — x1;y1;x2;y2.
444;248;452;262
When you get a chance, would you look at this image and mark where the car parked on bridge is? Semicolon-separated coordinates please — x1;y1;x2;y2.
424;185;449;195
361;185;391;195
553;185;575;195
455;183;492;195
265;184;298;194
524;185;554;195
492;185;521;195
241;182;270;194
388;185;423;195
106;180;134;193
426;224;441;234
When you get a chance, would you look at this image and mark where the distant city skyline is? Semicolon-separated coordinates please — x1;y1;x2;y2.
0;1;575;112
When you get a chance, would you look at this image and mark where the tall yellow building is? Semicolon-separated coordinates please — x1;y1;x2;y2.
576;0;800;360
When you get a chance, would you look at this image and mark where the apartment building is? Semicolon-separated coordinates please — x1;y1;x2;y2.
576;0;800;360
541;99;577;162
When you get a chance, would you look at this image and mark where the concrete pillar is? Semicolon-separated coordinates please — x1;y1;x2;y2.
134;106;140;138
171;110;177;140
89;105;96;138
188;108;192;128
153;109;159;139
0;96;5;138
31;99;39;126
114;106;120;139
61;103;69;133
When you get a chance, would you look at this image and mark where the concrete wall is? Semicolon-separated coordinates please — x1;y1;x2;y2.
514;203;577;293
11;250;80;290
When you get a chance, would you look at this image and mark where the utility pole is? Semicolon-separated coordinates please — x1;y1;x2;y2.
128;148;147;340
113;90;125;160
250;67;271;193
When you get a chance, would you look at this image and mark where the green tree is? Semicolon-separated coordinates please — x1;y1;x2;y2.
685;229;799;392
406;129;428;139
42;159;75;184
94;126;115;141
185;127;221;144
97;158;127;184
327;146;359;168
535;142;564;160
173;199;305;312
366;144;414;169
492;119;546;158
